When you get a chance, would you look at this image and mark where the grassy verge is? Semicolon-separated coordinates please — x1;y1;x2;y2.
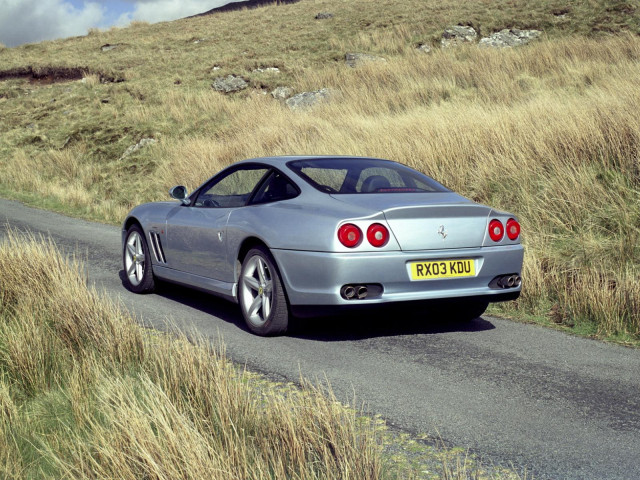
0;231;526;479
0;0;638;343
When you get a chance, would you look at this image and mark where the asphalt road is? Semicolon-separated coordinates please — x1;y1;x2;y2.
2;197;639;480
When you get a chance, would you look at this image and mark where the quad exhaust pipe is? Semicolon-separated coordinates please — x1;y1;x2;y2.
494;274;522;289
341;284;381;300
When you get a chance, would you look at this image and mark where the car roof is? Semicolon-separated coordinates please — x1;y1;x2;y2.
235;155;392;168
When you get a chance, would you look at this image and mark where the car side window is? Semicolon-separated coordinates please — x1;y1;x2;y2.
250;171;299;205
194;167;269;208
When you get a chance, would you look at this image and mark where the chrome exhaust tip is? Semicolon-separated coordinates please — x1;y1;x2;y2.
342;285;356;299
356;286;368;299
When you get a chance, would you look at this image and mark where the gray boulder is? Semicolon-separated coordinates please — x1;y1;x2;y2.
271;86;294;100
285;88;331;111
441;26;477;48
212;75;248;93
315;12;333;19
100;44;121;52
417;43;432;53
479;29;542;48
345;52;387;68
119;138;156;161
253;67;280;74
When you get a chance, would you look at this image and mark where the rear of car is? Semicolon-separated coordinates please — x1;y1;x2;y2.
274;158;523;312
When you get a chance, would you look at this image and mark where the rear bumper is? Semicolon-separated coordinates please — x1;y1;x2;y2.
271;245;524;306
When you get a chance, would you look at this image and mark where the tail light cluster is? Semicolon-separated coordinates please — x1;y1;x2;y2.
338;223;390;248
488;218;521;242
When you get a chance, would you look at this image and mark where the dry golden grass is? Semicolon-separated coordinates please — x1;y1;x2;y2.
0;231;380;478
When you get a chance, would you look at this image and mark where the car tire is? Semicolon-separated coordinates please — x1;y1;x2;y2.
123;224;155;293
239;246;289;336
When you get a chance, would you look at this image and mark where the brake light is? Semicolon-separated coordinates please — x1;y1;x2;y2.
506;218;521;240
488;219;504;242
367;223;389;247
338;224;362;248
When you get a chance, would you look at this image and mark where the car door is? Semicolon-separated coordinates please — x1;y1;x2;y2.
164;165;270;281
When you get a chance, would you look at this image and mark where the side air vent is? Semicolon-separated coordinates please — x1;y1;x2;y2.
149;232;166;264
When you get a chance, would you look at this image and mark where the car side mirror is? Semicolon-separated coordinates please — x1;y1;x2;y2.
169;185;191;205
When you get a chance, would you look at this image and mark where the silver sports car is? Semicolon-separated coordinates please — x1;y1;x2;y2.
122;156;523;335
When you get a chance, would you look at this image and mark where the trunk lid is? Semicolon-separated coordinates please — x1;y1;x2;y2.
331;193;492;250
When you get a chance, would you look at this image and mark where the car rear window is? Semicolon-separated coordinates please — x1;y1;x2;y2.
287;158;449;194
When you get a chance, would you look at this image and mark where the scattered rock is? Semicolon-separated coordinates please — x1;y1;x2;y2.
212;65;222;71
119;138;157;161
252;67;280;74
100;44;121;52
345;52;387;68
315;12;333;19
212;75;248;93
478;29;542;48
271;86;294;100
192;38;207;44
441;26;477;48
417;43;432;53
285;88;331;110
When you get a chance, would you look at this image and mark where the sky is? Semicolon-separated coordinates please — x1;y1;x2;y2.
0;0;241;47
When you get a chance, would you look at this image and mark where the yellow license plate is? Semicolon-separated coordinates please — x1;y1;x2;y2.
410;259;475;281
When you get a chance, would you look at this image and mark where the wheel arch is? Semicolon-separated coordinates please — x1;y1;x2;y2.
123;216;143;233
122;216;144;245
235;236;269;281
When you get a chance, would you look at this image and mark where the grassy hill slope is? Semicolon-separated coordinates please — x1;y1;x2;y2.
0;0;639;342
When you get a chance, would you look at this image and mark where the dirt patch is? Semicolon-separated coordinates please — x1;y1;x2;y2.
0;66;124;85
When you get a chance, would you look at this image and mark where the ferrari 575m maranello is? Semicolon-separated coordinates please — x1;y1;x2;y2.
122;156;523;335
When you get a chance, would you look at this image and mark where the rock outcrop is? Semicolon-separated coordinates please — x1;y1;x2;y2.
479;29;542;48
285;88;330;110
252;67;280;74
441;26;477;48
271;86;294;100
212;75;248;93
100;44;121;52
119;138;156;161
345;53;387;68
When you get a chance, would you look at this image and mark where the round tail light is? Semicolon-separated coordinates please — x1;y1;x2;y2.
367;223;389;247
506;218;521;240
488;219;504;242
338;223;362;248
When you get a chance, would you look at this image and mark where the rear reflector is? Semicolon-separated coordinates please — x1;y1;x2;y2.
488;219;504;242
338;223;362;248
506;218;521;240
367;223;389;247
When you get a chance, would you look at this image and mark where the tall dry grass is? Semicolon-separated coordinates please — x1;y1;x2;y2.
0;231;387;479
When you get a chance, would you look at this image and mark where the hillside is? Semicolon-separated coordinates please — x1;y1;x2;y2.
0;0;639;342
